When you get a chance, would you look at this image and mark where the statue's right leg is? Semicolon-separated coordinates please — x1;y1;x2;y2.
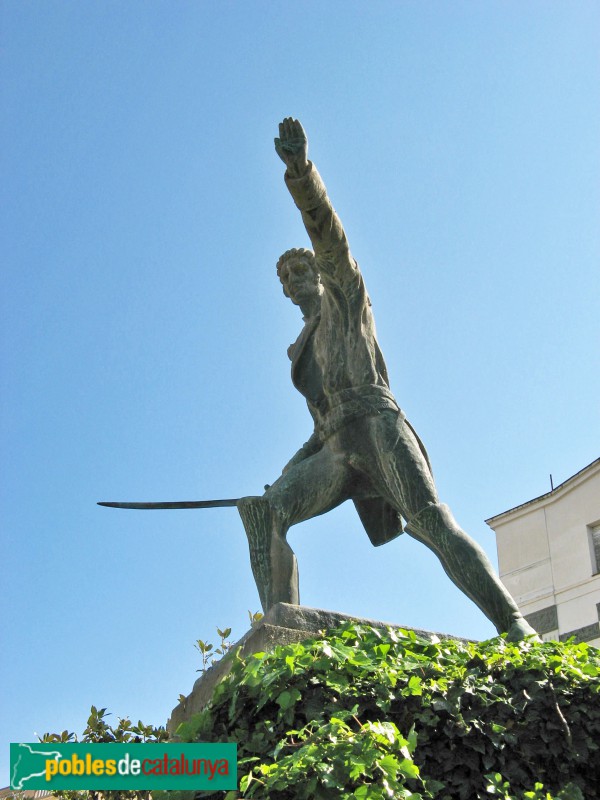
237;445;352;613
237;497;298;612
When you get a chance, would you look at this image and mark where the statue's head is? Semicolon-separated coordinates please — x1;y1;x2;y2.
276;248;322;308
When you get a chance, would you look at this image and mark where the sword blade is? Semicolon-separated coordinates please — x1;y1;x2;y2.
97;499;239;510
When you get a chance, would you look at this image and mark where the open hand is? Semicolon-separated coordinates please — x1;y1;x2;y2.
274;117;309;178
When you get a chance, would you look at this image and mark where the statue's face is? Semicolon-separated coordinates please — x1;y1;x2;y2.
280;257;320;306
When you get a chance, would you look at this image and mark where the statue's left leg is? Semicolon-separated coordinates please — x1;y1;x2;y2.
405;502;537;640
350;412;538;640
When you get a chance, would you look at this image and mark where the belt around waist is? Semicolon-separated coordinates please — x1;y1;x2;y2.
316;384;402;441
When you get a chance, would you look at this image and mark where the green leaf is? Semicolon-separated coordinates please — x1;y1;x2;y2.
276;687;301;710
397;757;420;780
377;753;400;781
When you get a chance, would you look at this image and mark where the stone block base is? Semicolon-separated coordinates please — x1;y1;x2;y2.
168;603;469;736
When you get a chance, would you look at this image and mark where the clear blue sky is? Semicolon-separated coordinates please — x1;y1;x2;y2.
1;0;599;786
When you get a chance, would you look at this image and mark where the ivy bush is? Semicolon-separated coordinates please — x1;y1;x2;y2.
175;622;599;799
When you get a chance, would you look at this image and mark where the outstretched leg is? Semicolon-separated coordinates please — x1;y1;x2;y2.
405;503;537;640
237;444;352;612
350;412;538;640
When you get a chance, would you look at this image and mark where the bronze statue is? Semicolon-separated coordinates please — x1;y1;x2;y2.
236;118;537;641
100;118;537;641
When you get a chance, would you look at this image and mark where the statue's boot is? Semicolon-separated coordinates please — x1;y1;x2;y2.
406;503;539;641
237;496;299;613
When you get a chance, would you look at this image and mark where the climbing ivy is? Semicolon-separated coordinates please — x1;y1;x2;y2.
176;622;599;799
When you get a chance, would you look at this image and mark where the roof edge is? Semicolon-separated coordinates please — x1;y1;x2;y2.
485;456;600;527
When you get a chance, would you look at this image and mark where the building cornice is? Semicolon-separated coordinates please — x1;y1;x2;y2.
485;457;600;528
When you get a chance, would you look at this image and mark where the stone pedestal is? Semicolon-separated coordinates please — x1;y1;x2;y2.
168;603;470;736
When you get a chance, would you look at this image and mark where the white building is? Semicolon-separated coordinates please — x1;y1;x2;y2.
486;457;600;647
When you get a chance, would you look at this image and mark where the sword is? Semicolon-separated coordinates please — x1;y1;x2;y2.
97;499;239;510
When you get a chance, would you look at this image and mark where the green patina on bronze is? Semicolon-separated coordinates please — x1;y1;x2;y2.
236;118;537;641
100;119;538;642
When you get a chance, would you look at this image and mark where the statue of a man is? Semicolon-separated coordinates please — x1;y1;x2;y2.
237;118;536;641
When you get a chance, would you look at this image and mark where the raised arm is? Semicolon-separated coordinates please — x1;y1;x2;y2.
275;118;357;286
274;117;310;179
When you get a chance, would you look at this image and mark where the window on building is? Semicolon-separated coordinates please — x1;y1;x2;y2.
590;523;600;575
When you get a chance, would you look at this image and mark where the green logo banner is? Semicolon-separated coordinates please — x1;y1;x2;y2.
10;742;237;790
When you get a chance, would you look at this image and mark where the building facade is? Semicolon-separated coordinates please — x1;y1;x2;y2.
486;458;600;647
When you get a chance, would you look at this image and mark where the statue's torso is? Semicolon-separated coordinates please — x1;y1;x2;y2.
289;271;394;428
